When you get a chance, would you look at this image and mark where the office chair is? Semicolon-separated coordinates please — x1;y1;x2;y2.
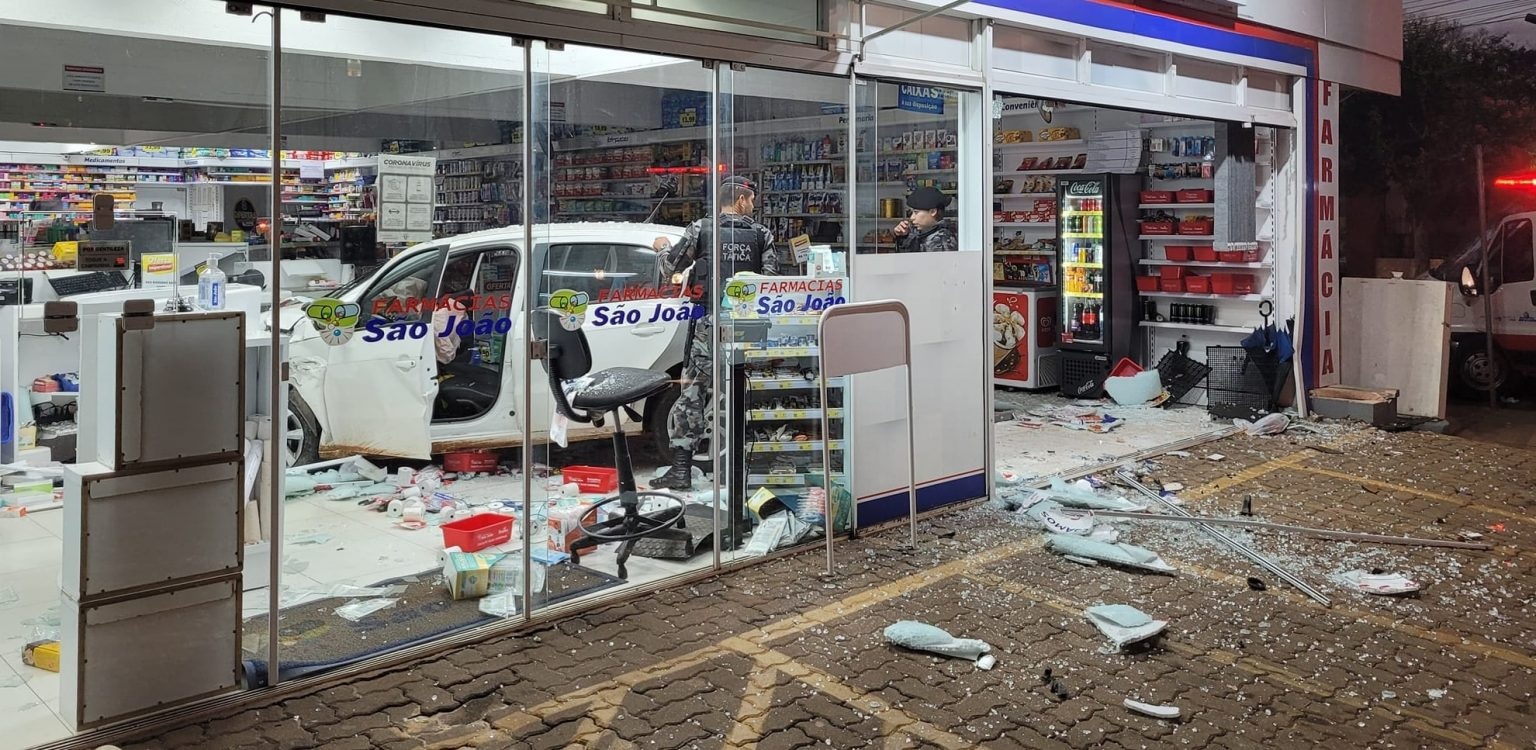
534;309;696;580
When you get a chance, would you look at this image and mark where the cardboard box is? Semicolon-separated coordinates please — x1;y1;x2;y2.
547;503;597;553
443;552;497;600
1309;386;1399;427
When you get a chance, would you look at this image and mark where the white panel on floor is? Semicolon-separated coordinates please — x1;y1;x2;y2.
850;253;986;501
61;576;241;730
1341;278;1451;418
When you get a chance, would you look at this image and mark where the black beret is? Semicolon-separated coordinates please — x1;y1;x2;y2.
905;186;952;211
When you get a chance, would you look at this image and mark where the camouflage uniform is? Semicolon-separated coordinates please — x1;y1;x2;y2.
896;220;959;253
660;213;778;452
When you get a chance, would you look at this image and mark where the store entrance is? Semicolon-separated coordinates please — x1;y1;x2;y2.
988;93;1296;481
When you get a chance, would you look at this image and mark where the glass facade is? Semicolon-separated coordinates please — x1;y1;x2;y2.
0;1;1312;746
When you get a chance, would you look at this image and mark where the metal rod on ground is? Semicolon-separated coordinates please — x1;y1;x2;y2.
1091;510;1493;550
1477;145;1497;409
1115;471;1332;606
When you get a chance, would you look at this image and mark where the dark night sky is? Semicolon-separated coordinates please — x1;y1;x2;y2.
1401;0;1536;46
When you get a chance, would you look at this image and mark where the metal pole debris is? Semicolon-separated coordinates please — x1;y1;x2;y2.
1091;511;1493;550
1115;471;1332;606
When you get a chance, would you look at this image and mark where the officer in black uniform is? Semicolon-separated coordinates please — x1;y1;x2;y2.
651;176;778;490
893;186;958;253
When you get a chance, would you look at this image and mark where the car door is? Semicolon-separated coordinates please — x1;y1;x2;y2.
317;248;443;459
527;238;691;435
1490;218;1536;349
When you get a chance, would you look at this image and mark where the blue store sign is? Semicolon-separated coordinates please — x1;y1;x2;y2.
897;84;945;115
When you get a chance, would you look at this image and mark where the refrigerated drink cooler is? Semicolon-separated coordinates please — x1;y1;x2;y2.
1054;174;1138;397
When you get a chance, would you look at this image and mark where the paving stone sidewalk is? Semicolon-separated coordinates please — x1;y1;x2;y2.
122;426;1535;749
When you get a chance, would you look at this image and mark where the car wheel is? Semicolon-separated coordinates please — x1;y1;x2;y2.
286;390;322;467
647;383;681;459
1453;342;1510;397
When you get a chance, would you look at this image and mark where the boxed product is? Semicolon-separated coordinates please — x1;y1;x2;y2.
443;551;497;600
22;640;59;672
548;503;599;553
1176;188;1215;203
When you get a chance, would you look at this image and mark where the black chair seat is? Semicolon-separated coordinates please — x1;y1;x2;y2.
572;367;672;412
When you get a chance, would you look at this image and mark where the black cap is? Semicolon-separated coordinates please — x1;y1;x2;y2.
905;186;952;211
722;175;756;192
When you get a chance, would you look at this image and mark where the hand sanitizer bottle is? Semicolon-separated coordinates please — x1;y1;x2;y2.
197;254;226;310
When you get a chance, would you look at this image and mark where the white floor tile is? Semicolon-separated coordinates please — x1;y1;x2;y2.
0;565;63;652
23;508;64;540
0;516;53;546
0;535;63;577
0;658;71;748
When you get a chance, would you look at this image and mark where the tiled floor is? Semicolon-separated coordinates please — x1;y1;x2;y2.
992;389;1222;479
0;510;68;747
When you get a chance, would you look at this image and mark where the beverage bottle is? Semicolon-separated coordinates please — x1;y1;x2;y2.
197;253;226;311
1070;303;1082;333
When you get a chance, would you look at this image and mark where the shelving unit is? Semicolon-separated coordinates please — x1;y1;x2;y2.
733;297;846;499
432;147;521;238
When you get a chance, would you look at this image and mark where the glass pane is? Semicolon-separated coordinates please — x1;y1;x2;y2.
0;6;269;739
530;43;714;617
272;10;530;675
722;65;855;561
631;0;822;44
857;81;962;254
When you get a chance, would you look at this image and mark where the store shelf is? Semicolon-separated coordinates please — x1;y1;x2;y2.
746;439;845;454
1139;203;1214;209
747;408;844;421
994;222;1054;228
1061;291;1103;298
28;390;79;403
993;250;1056;256
765;212;844;219
1138;259;1271;269
996;169;1087;177
1140;320;1253;334
761;158;843;166
904;168;957;175
1136;120;1211;131
1063;262;1103;269
1142;291;1266;301
1140;235;1215;242
748;376;844;391
741;345;819;359
1061;233;1100;239
996;193;1056;200
993;139;1085;151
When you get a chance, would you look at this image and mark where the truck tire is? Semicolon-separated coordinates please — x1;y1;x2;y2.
647;383;681;459
1451;338;1511;398
286;390;322;467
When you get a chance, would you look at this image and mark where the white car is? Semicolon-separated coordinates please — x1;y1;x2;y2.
277;222;694;463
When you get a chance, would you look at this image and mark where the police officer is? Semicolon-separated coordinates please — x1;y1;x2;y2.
892;186;958;253
650;176;777;490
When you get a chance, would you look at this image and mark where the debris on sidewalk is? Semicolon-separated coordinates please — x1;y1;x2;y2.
1084;604;1168;652
884;621;993;662
1333;569;1422;596
1041;477;1145;511
1234;413;1290;436
1089;510;1492;550
1045;533;1176;574
1124;698;1182;720
1020;404;1124;433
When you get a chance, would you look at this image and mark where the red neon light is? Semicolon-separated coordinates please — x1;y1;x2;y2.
644;166;709;175
1494;176;1536;189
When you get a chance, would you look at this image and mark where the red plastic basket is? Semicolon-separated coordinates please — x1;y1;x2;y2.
1136;276;1160;292
1185;275;1211;293
1160;277;1184;293
443;451;499;474
442;514;513;553
1193;245;1218;262
1164;245;1192;262
563;465;618;494
1109;358;1143;377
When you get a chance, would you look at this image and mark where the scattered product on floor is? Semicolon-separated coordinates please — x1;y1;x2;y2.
22;639;60;672
1123;698;1182;720
1332;569;1422;596
883;620;993;663
1084;604;1167;652
1044;533;1176;573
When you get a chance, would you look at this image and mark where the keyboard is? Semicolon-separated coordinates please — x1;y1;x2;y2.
47;271;130;298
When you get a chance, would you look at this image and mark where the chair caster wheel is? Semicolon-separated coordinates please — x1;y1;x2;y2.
617;563;628;580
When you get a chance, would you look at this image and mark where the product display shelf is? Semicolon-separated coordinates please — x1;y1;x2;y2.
1141;320;1253;334
1143;291;1264;302
994;138;1086;152
1139;203;1214;209
1139;259;1271;269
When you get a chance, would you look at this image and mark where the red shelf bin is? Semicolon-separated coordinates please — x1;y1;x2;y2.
1139;220;1174;235
1136;276;1160;292
1184;275;1211;294
1140;190;1175;204
563;466;619;494
442;514;514;553
1164;245;1192;262
1178;219;1214;235
1193;245;1218;262
1176;188;1214;203
1160;277;1185;293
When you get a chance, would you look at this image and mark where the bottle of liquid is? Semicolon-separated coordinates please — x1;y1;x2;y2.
197;254;226;311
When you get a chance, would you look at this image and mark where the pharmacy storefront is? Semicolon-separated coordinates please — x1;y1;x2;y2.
0;1;1398;747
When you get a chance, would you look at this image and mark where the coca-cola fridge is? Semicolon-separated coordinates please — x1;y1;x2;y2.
1055;174;1137;397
